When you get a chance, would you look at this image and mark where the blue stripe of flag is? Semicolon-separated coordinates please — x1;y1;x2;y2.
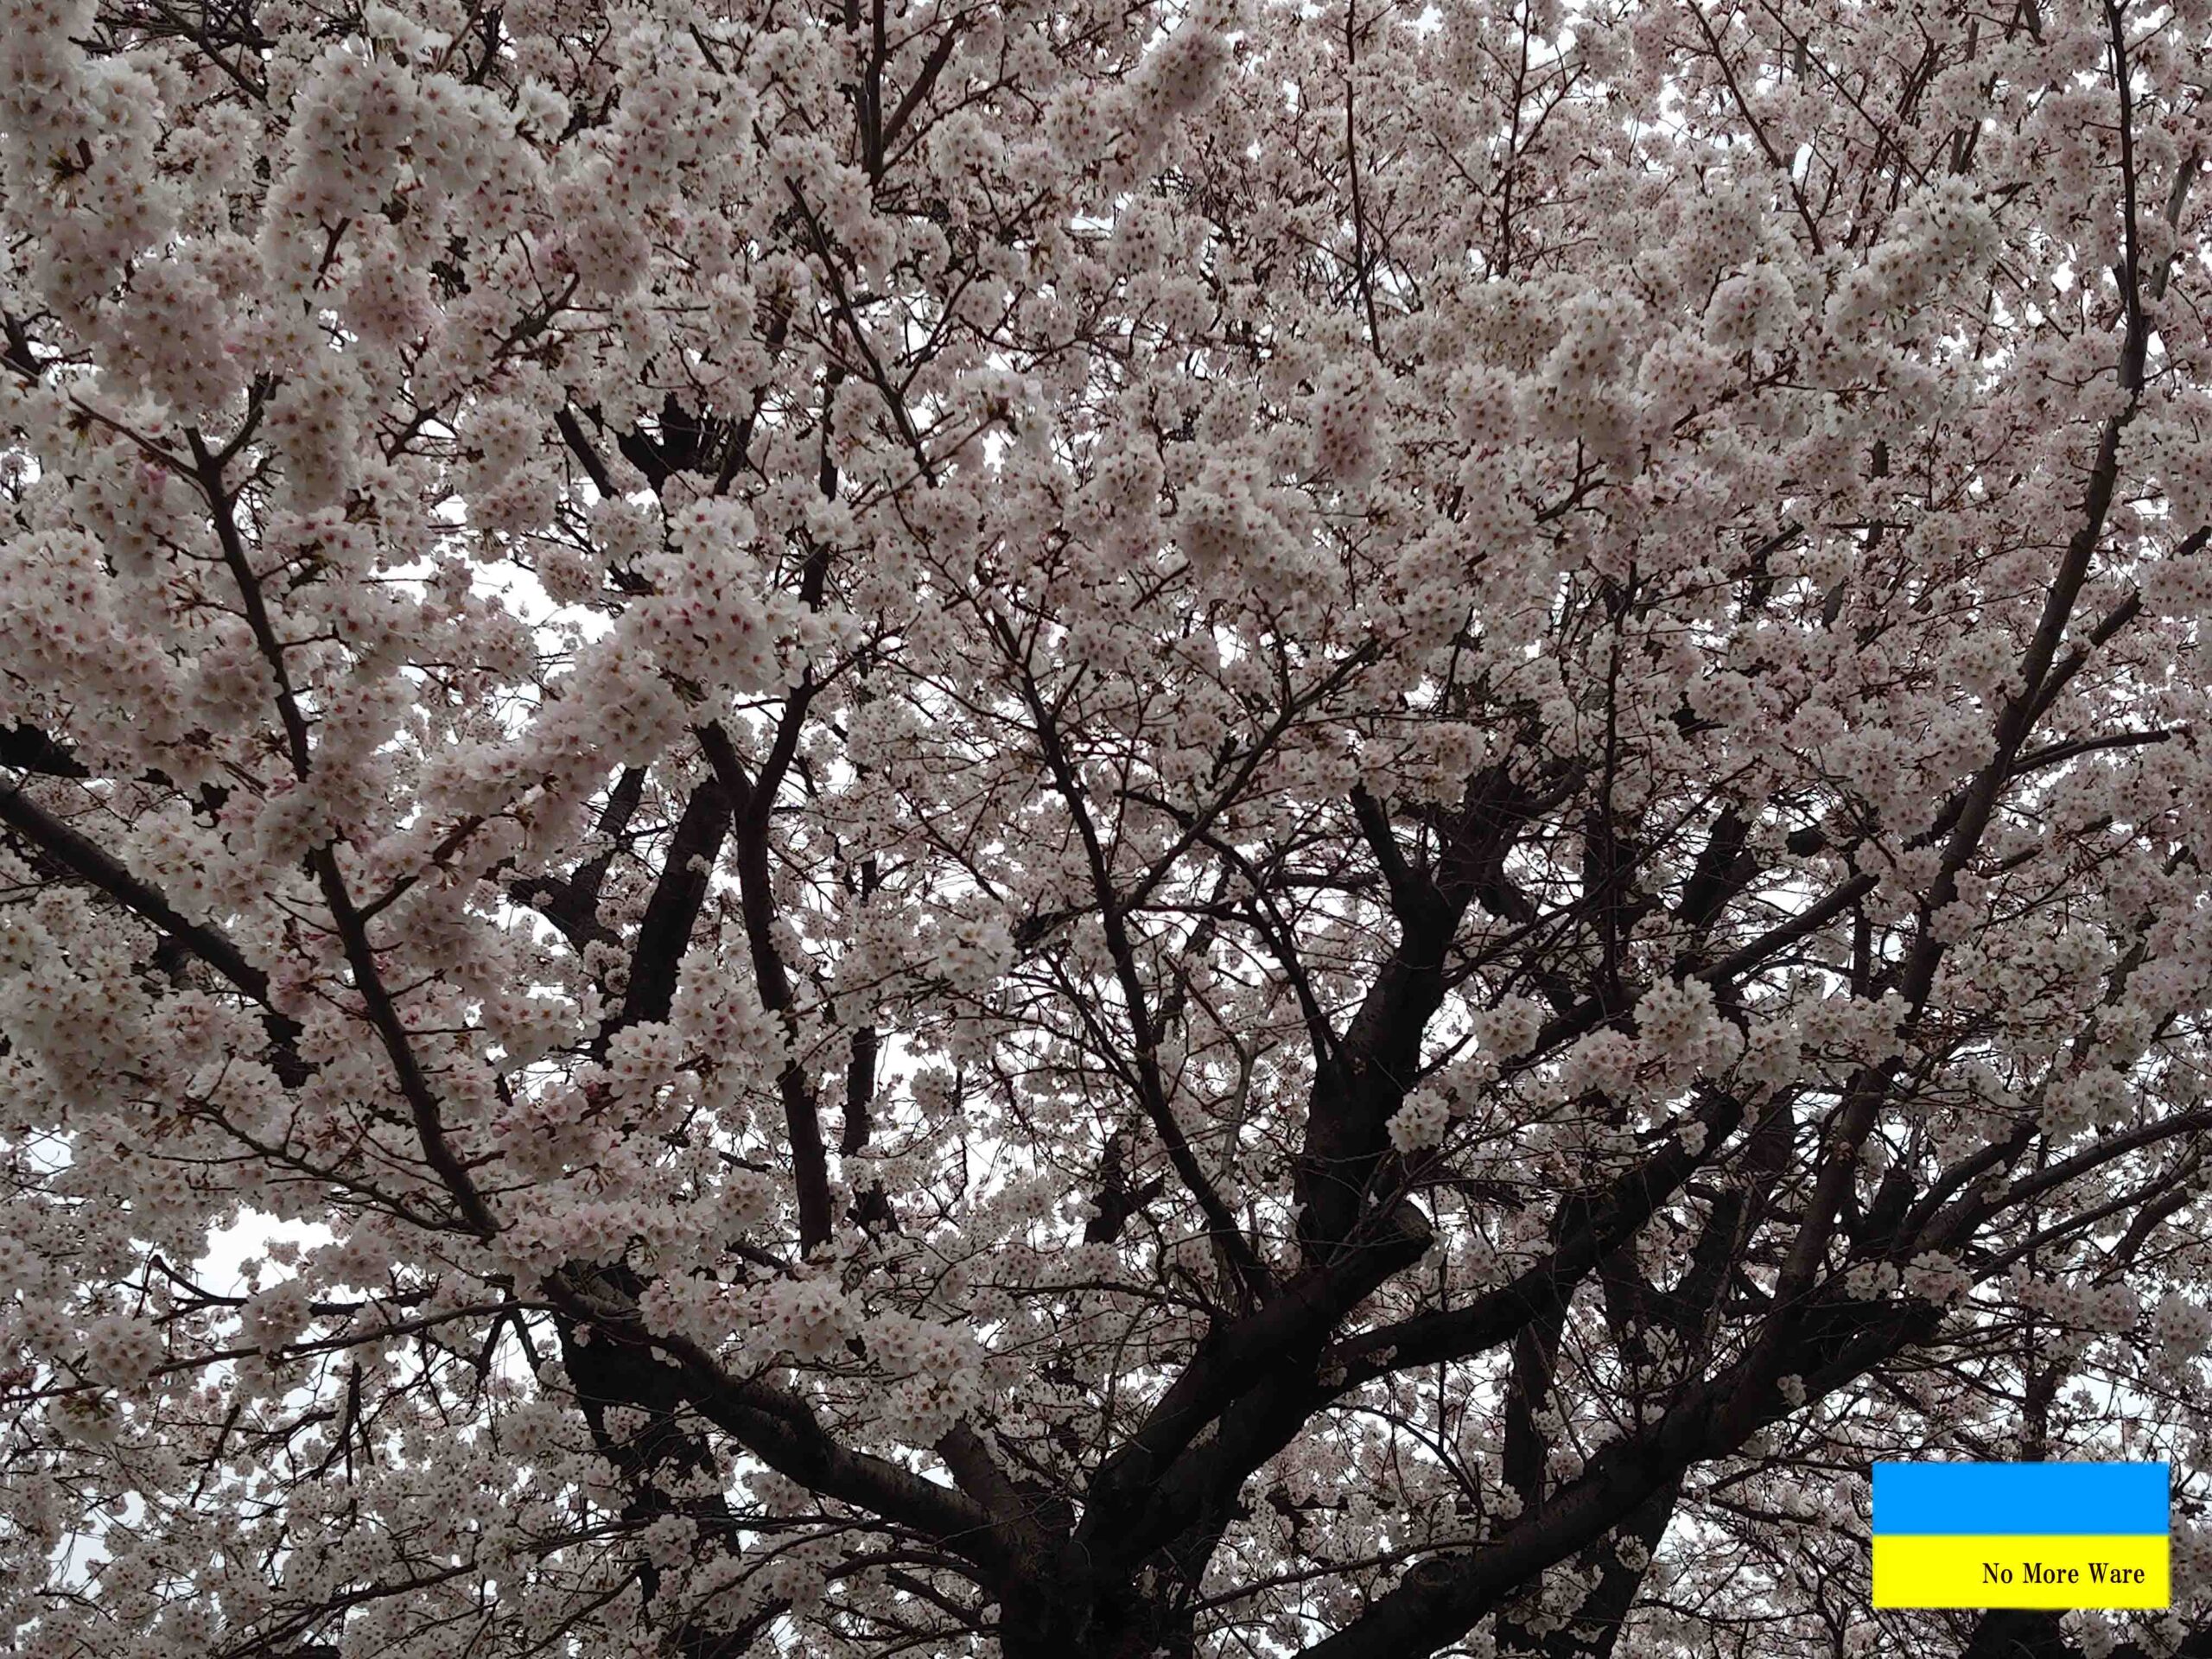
1872;1463;2169;1536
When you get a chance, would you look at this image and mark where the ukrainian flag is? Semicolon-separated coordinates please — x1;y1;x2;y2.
1872;1462;2170;1609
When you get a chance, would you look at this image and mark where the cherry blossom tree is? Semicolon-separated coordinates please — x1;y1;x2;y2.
6;0;2212;1653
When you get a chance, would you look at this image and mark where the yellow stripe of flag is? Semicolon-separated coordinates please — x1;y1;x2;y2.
1872;1535;2170;1608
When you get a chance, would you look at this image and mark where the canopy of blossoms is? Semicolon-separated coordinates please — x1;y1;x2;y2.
4;0;2212;1655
